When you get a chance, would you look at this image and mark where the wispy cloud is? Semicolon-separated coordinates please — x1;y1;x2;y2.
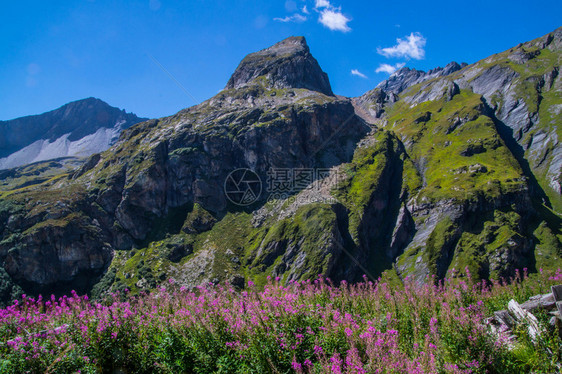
315;0;331;8
375;63;406;75
274;0;351;33
351;69;368;79
274;14;308;23
318;8;351;32
377;32;426;60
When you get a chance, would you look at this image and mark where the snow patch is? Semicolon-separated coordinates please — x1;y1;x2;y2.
0;121;125;170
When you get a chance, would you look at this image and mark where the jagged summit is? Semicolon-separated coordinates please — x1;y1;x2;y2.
1;26;561;307
376;61;467;95
225;36;334;96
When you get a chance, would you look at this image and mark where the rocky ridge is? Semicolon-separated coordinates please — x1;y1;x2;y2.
0;30;561;303
0;98;146;169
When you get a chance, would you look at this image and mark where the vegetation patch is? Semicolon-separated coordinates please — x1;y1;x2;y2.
1;269;562;373
386;90;525;203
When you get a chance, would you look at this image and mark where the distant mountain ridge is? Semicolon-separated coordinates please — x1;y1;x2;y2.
376;62;468;94
0;28;561;304
0;98;146;170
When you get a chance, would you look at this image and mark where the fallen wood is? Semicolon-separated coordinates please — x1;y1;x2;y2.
552;285;562;300
550;312;562;339
486;286;562;349
508;299;541;341
494;309;516;328
552;285;562;317
520;293;555;312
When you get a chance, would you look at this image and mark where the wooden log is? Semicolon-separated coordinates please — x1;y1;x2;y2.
494;309;516;328
520;293;555;312
550;284;562;316
553;285;562;317
508;299;541;341
552;285;562;301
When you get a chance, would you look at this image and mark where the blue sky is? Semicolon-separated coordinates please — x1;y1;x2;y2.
1;0;560;120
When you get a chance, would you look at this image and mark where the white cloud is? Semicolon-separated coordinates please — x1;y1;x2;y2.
274;0;351;33
315;0;331;9
377;32;426;60
274;14;307;23
351;69;368;79
318;8;351;32
375;63;406;74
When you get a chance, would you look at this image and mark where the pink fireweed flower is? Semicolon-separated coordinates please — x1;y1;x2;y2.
429;317;438;335
314;345;323;355
291;358;302;371
329;353;343;374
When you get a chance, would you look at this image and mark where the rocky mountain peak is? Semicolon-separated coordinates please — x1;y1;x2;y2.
260;35;309;55
376;61;467;95
0;98;146;168
2;27;562;310
225;36;334;96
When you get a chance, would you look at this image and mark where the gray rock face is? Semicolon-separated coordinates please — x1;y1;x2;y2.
225;36;334;96
402;78;460;106
398;187;534;283
1;28;561;300
456;64;519;105
354;62;466;122
453;27;562;206
389;205;415;259
0;98;146;168
0;37;368;297
376;62;466;95
2;214;112;294
352;89;397;122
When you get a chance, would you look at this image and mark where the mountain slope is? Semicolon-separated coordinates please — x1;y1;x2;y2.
0;37;369;299
355;27;562;281
0;98;146;169
0;29;561;303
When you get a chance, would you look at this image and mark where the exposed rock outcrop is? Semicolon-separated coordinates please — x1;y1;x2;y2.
0;29;561;301
376;62;467;95
226;36;333;96
0;37;368;298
